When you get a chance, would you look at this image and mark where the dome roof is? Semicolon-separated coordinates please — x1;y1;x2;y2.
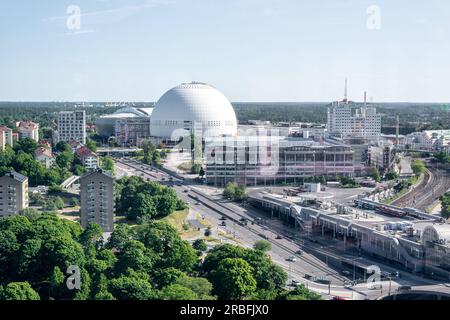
150;82;237;140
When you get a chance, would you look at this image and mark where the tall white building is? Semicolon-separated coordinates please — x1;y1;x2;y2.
327;83;381;139
327;102;381;139
57;111;86;144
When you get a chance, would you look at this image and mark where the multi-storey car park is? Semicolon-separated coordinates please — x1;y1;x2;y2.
248;191;450;280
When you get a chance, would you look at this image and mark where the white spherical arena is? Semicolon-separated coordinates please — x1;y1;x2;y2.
150;82;238;140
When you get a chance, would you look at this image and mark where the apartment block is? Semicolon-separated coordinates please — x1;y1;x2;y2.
17;121;39;142
0;171;29;217
57;111;86;144
80;169;114;232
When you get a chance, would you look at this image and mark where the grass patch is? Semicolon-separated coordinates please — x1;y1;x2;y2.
161;209;201;240
177;162;193;172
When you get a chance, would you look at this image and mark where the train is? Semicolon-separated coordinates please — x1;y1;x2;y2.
353;199;444;222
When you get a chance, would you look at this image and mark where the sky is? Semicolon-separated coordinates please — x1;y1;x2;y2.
0;0;449;103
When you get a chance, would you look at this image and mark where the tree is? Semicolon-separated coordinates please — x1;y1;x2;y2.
411;159;426;176
54;196;65;210
191;163;202;174
54;141;71;153
223;182;248;202
108;272;156;300
159;284;197;300
115;240;158;274
175;275;214;300
142;140;157;156
129;193;157;221
192;239;208;252
107;224;131;251
70;197;79;207
152;267;185;288
0;282;40;300
212;258;257;300
116;176;181;222
253;240;271;252
135;222;198;272
371;168;381;183
14;138;38;154
284;284;322;300
56;151;74;169
101;156;115;174
385;170;399;181
86;140;97;153
440;192;450;219
79;222;103;247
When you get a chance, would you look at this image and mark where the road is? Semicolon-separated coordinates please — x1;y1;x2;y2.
115;158;447;300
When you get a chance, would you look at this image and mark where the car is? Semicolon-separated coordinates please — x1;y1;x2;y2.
195;201;201;205
220;217;227;221
344;282;353;288
183;190;189;193
291;280;300;286
296;250;303;255
220;221;227;227
398;285;412;291
287;256;297;262
276;235;283;240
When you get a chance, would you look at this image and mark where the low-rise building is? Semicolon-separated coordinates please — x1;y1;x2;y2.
80;169;115;232
0;171;29;217
0;126;14;150
75;146;99;170
17;121;39;142
34;147;54;168
405;130;450;152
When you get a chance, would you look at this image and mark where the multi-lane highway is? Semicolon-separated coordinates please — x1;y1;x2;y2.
114;158;447;300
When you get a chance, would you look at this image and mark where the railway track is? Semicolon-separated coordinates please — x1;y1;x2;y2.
392;168;450;211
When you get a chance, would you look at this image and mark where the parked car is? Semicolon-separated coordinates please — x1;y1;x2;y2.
276;235;283;240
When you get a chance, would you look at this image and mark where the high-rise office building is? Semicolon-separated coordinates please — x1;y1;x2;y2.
327;102;381;139
57;111;86;144
80;169;114;232
0;171;29;217
327;83;381;139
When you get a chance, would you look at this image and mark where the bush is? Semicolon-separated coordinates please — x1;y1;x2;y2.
223;182;248;202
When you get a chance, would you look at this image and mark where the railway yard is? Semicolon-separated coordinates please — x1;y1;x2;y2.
392;167;450;211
